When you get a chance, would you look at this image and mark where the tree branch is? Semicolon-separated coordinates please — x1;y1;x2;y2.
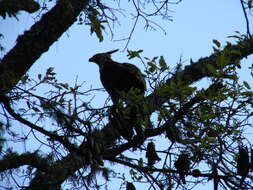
26;38;253;189
108;157;233;180
147;37;253;111
0;95;78;152
27;152;87;190
0;0;90;95
0;0;40;19
0;151;50;172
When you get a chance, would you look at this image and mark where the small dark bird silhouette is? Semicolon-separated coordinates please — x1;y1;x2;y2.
126;182;136;190
166;125;180;143
146;142;161;166
237;146;249;187
174;153;190;184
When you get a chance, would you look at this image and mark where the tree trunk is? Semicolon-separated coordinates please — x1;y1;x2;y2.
0;0;90;95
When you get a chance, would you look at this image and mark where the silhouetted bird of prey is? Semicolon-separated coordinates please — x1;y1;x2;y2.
89;49;146;104
89;49;147;142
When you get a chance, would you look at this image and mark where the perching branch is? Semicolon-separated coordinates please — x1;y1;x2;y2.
108;157;233;180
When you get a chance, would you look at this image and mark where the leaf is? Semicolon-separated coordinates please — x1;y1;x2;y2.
241;91;253;97
147;61;157;73
201;113;216;120
227;35;241;39
152;56;158;62
216;54;227;67
59;83;69;90
157;86;171;97
26;101;31;109
88;9;105;42
127;49;143;59
159;56;167;71
46;67;54;75
243;81;251;89
213;47;220;53
20;75;29;83
207;64;217;74
213;39;221;48
38;74;42;80
138;158;144;166
230;49;241;56
32;107;40;113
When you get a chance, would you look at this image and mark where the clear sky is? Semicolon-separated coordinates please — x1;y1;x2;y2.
1;0;248;89
0;0;252;189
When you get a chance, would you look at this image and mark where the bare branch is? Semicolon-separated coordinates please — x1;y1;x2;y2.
240;0;252;39
0;95;78;152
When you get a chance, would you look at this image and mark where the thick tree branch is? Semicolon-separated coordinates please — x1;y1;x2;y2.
147;38;253;111
0;151;50;172
0;0;90;95
0;0;40;19
27;152;87;190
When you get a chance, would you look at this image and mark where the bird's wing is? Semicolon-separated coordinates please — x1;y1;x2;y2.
121;63;146;91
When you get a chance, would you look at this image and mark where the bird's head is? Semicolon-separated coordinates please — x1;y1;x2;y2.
88;49;119;68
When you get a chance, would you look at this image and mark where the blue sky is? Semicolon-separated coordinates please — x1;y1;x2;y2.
0;0;253;189
1;0;247;88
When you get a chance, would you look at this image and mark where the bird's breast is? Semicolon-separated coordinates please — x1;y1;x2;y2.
99;63;145;94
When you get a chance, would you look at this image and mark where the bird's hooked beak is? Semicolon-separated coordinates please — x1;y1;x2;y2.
88;56;95;62
88;49;119;63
